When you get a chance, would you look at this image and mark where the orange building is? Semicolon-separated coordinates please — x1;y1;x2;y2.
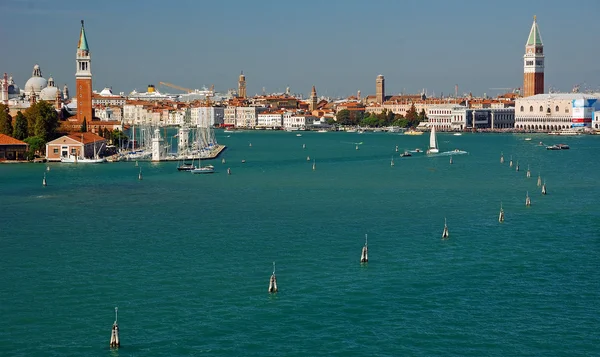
76;20;93;124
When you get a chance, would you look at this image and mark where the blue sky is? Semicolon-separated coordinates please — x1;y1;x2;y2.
1;0;598;98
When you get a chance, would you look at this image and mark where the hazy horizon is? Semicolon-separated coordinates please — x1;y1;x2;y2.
1;0;599;99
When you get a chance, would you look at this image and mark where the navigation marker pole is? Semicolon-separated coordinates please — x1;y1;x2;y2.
110;307;120;348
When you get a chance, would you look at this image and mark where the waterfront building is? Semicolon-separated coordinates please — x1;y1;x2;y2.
190;106;224;127
257;111;283;128
76;20;93;124
593;110;600;129
514;93;600;131
235;107;259;128
224;106;237;127
238;71;246;99
376;75;385;104
45;132;106;161
427;105;515;131
283;113;316;130
253;95;298;109
523;16;544;97
0;134;27;161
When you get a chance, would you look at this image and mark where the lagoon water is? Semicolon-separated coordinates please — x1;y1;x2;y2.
1;131;599;356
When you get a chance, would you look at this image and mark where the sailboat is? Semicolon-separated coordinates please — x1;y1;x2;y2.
390;156;395;167
395;145;399;152
177;157;196;171
42;173;47;187
138;167;143;181
498;203;504;223
537;175;542;187
449;155;453;164
515;161;520;172
191;159;215;174
312;159;316;171
525;191;531;206
227;167;231;175
61;140;106;163
500;152;504;164
355;144;359;150
427;126;439;154
541;181;547;195
526;165;531;178
360;234;368;263
306;155;310;161
509;155;513;167
441;218;449;239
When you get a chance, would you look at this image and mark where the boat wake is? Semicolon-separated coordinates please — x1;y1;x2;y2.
429;150;468;157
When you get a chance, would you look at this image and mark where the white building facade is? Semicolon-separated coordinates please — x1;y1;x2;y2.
427;105;515;131
514;93;600;131
257;112;283;128
190;106;225;127
284;114;316;130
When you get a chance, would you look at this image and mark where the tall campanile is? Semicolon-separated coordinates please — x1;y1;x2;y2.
523;16;544;97
76;20;93;124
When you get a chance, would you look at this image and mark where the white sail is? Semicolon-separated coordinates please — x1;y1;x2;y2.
428;126;439;153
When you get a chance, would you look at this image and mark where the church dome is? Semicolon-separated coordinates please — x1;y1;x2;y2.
24;64;47;96
99;87;113;96
40;86;61;101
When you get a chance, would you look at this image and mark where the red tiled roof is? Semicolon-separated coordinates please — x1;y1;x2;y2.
0;133;27;145
66;132;106;145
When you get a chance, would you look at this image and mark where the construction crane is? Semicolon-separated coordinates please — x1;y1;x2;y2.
205;84;214;106
159;81;193;93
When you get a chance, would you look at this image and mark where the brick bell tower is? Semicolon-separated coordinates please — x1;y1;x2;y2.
523;16;544;97
76;20;93;125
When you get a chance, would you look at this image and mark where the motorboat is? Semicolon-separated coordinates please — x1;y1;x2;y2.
400;151;412;157
557;144;570;150
404;130;424;135
546;145;561;150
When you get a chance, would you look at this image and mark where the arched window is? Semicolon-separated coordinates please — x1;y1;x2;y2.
539;106;543;112
530;106;533;112
520;106;524;112
555;106;559;112
547;108;551;114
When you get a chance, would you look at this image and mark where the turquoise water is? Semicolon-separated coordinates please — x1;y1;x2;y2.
1;131;599;356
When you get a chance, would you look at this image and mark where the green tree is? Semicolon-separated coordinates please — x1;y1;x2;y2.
81;117;88;132
23;136;46;159
13;111;28;140
336;109;351;125
405;104;418;124
110;129;128;148
0;104;13;135
25;101;60;141
394;118;410;128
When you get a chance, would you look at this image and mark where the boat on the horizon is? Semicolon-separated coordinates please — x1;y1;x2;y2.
453;133;462;136
405;129;424;135
427;126;439;154
549;128;583;136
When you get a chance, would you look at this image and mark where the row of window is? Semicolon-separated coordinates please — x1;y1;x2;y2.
520;105;569;113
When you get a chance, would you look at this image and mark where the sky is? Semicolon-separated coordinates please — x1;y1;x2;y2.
1;0;599;99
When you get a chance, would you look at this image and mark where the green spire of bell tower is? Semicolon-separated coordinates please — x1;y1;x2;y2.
78;20;89;52
526;15;543;47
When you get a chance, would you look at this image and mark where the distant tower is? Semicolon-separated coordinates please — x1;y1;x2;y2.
55;87;62;110
523;16;544;97
238;71;246;99
1;73;8;103
376;75;385;104
63;84;70;100
309;86;317;111
357;90;361;101
76;20;93;123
